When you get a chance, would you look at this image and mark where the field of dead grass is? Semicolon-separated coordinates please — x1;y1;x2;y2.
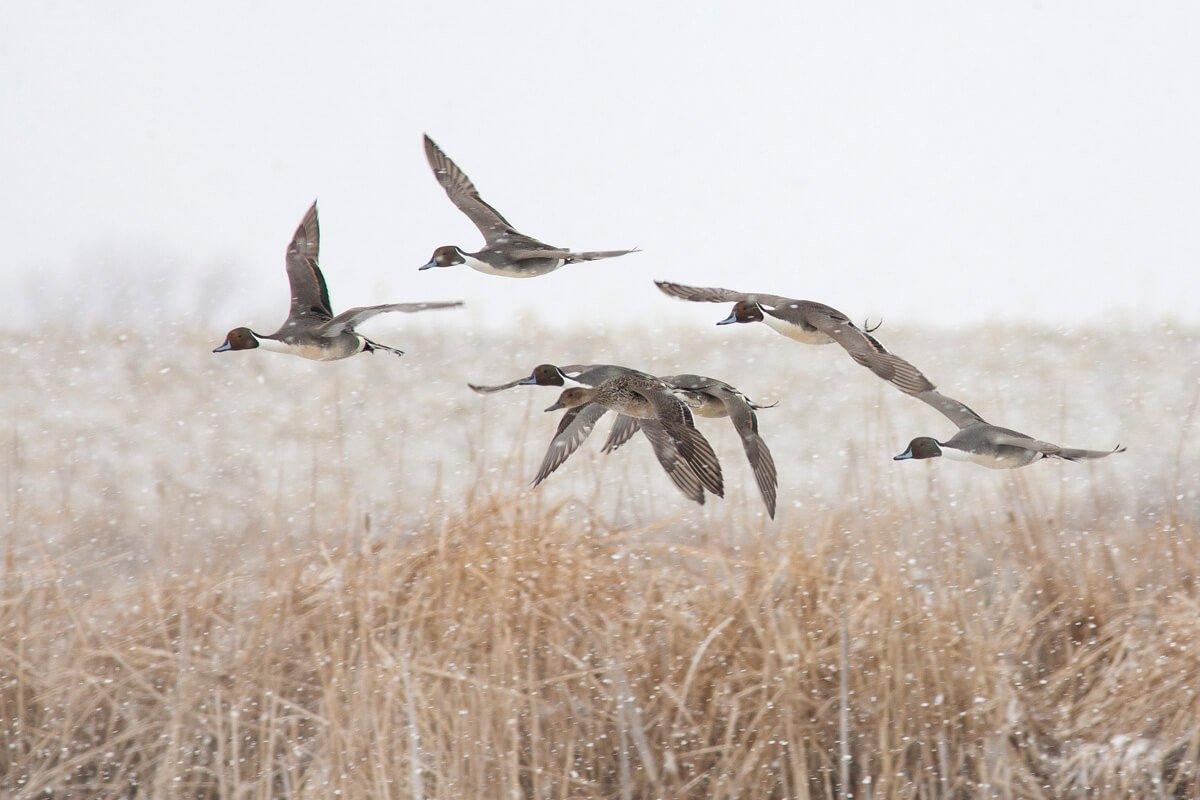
2;321;1198;797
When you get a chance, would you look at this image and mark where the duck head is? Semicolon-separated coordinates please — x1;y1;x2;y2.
520;364;568;387
717;301;764;325
544;387;594;412
894;437;943;461
213;327;259;353
420;245;465;271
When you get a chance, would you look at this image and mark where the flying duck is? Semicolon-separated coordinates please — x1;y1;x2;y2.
654;280;933;397
540;372;725;502
214;201;463;361
420;135;637;278
895;390;1126;469
472;364;778;514
472;363;711;503
604;374;779;518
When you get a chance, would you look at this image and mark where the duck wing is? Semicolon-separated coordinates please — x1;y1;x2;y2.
654;280;793;309
468;374;534;394
714;388;778;519
802;306;935;396
467;363;631;395
601;415;642;453
508;246;637;263
320;301;463;337
284;201;333;321
914;390;988;429
563;364;641;386
638;420;705;504
986;432;1126;462
424;134;543;246
532;403;608;487
635;385;724;497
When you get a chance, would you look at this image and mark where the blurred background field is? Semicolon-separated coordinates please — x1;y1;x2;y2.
3;319;1199;797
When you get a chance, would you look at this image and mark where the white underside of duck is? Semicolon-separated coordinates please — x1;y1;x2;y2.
762;314;835;345
941;446;1039;469
463;254;562;278
256;337;365;361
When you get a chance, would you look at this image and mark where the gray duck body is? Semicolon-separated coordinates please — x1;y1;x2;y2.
420;136;636;278
213;201;462;361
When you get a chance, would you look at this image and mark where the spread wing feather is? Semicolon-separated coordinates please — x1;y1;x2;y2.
715;388;778;518
424;134;528;245
532;403;608;486
637;386;724;497
602;415;642;453
639;420;705;504
654;280;792;309
803;308;935;396
284;201;333;319
914;390;988;429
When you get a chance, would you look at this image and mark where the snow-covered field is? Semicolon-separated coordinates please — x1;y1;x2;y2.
3;320;1199;797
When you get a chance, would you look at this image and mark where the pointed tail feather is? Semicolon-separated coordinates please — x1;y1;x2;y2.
1052;444;1126;462
563;248;639;263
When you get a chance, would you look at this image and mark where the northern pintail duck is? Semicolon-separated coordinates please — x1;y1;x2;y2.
472;364;778;514
895;390;1126;469
608;375;779;518
474;363;712;503
655;280;933;397
540;372;725;502
214;201;463;361
420;135;637;278
468;363;619;394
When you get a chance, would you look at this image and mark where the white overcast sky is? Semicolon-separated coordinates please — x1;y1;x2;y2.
3;2;1198;329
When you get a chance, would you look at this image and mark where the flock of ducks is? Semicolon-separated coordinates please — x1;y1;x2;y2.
214;135;1125;518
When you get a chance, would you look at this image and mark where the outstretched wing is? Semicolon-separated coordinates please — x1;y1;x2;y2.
468;363;632;395
601;415;641;453
532;403;608;487
1052;444;1126;461
320;301;463;337
987;433;1126;462
639;420;705;505
715;388;778;519
914;389;987;429
636;386;724;497
468;375;531;394
508;247;637;263
802;306;935;396
285;200;333;320
654;280;792;309
424;134;526;245
562;364;639;386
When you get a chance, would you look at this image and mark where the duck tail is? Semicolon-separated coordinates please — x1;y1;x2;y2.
564;248;639;263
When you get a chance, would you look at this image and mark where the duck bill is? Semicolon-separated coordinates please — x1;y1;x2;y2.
893;448;914;461
716;312;738;325
418;260;440;271
212;341;232;353
544;401;565;412
517;376;538;386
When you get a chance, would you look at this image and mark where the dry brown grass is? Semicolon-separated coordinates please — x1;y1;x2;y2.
2;322;1198;798
4;487;1200;798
